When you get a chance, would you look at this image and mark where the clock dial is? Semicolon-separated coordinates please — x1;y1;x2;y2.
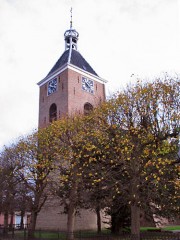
47;78;57;96
82;77;94;94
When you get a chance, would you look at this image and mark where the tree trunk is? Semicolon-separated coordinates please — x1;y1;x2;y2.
130;153;141;240
111;213;120;234
28;210;38;237
131;204;140;240
96;206;101;233
67;179;78;240
9;213;14;230
67;204;76;240
20;210;25;229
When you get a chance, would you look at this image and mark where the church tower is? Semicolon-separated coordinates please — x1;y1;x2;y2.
36;13;108;231
37;14;107;128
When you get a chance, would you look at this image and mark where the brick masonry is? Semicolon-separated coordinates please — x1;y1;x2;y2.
36;197;108;230
37;66;106;230
38;68;106;128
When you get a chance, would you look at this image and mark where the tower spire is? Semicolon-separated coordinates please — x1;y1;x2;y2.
64;8;79;51
70;7;73;29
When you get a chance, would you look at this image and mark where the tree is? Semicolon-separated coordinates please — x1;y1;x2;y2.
47;112;112;239
14;129;54;236
0;144;23;232
37;76;179;240
66;76;179;239
2;75;178;240
47;115;96;240
93;77;180;239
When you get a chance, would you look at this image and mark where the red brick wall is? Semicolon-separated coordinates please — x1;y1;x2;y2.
38;68;105;128
67;69;105;115
37;68;106;230
38;69;68;128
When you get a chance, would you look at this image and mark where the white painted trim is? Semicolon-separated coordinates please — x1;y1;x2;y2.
37;64;68;87
68;64;108;84
68;38;73;63
37;63;108;87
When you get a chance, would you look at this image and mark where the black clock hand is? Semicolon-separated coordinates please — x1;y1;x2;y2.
85;82;90;88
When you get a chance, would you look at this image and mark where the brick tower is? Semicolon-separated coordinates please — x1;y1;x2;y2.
37;16;107;128
36;16;108;230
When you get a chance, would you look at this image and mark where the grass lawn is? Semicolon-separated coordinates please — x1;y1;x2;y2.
162;225;180;231
140;225;180;231
34;231;66;239
13;230;67;239
10;226;180;239
140;227;161;232
16;230;109;239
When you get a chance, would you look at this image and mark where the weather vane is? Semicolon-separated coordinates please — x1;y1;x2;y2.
70;7;73;28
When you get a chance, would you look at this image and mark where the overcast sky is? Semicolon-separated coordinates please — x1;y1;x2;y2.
0;0;180;149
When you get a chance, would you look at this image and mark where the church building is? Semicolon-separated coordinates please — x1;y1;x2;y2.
37;16;107;128
36;15;107;230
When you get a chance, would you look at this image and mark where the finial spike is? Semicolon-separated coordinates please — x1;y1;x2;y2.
70;7;73;28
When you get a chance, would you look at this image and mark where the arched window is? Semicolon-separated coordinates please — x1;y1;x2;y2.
49;103;57;123
84;103;93;115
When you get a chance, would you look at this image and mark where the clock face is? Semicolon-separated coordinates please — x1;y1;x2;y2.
47;78;57;96
82;77;94;94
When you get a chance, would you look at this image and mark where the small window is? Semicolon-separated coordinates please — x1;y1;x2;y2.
84;103;93;115
49;103;57;123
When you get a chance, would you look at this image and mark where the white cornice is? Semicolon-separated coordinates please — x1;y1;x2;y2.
37;64;68;87
37;64;108;87
68;63;108;84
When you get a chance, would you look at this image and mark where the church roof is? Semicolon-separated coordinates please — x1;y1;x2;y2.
46;49;98;77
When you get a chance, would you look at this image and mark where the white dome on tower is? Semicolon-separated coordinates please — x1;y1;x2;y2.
64;8;79;51
64;28;79;50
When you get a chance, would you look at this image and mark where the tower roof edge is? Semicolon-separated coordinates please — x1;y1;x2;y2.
45;49;99;78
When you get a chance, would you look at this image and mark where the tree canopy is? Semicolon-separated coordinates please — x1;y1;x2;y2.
0;76;179;240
